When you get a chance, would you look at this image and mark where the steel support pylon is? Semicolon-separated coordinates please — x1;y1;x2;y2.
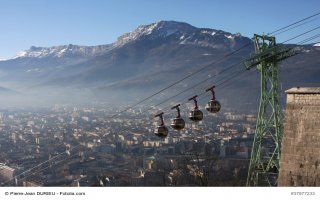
244;34;295;186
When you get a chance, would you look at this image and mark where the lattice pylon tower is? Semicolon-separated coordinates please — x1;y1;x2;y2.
244;34;296;186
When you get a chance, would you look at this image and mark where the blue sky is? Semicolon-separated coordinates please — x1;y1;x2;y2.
0;0;319;59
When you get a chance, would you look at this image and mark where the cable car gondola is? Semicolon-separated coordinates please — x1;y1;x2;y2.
205;86;221;113
170;104;185;130
188;95;203;122
154;112;168;138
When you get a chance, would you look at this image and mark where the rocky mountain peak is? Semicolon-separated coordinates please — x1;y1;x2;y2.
114;20;247;50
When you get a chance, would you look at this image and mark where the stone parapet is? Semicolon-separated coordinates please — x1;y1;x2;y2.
278;87;320;186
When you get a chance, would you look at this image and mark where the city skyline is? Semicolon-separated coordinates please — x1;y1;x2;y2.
0;104;256;187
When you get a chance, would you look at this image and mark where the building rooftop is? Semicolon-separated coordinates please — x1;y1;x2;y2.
286;87;320;94
0;163;15;171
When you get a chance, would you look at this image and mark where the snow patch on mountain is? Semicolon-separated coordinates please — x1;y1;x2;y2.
313;43;320;47
200;30;216;36
114;21;196;47
225;34;234;39
26;68;41;73
201;30;211;34
14;51;28;58
12;44;111;59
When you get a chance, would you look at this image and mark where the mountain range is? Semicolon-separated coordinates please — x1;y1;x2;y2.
0;20;319;109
